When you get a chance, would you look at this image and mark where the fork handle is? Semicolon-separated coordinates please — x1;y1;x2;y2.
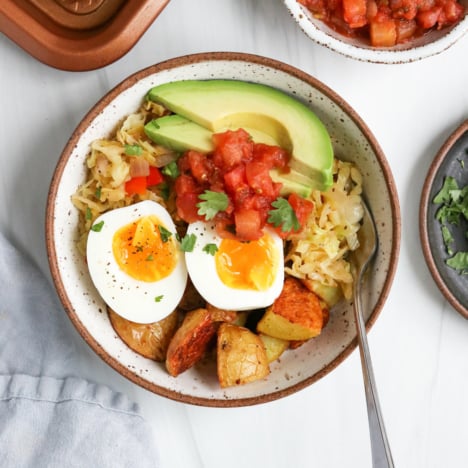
354;290;395;468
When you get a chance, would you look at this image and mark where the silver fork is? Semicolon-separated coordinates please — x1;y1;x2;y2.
352;200;395;468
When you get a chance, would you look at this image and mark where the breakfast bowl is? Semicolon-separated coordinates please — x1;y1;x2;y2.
46;52;400;407
284;0;467;64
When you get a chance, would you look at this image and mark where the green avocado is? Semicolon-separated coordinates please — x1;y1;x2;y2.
145;115;213;153
144;115;312;197
146;80;333;191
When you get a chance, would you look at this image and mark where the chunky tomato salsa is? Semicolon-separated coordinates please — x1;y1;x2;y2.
299;0;465;46
174;128;313;242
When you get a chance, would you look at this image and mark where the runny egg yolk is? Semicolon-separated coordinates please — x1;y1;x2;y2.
215;233;279;291
112;215;177;282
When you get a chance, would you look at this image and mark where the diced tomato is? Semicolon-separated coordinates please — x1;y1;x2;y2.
186;150;213;184
174;174;200;195
443;0;464;23
299;0;328;17
214;218;238;240
245;161;278;198
367;0;379;20
234;208;263;241
176;192;202;223
147;166;164;186
343;0;367;27
224;165;248;195
416;6;442;28
212;129;253;170
125;176;147;195
369;17;397;46
253;143;289;170
288;193;314;230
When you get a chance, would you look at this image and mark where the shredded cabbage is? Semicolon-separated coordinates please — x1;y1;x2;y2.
71;101;175;256
285;160;364;300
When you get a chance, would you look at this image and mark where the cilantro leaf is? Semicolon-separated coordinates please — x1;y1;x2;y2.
124;144;143;156
158;225;172;243
203;243;218;255
91;220;104;232
85;206;92;220
197;190;229;220
162;161;180;179
446;252;468;273
267;197;300;232
154;295;164;303
433;176;459;204
180;233;197;252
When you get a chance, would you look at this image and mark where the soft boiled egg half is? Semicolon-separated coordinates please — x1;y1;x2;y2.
86;200;187;324
184;221;284;311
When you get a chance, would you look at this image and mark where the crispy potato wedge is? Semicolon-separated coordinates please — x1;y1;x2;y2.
165;308;218;377
259;334;289;363
257;276;325;341
217;323;270;388
108;307;178;361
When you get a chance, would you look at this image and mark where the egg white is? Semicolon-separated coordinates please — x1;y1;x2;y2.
185;221;284;311
86;200;187;324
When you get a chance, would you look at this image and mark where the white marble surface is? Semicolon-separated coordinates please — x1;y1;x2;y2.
1;1;467;467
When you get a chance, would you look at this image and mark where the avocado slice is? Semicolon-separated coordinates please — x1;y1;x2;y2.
145;114;213;153
144;115;312;197
146;80;333;191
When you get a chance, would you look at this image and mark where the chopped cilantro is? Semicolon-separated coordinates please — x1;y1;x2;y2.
433;175;468;274
203;243;218;255
124;144;143;156
158;225;172;243
267;197;300;232
180;233;197;252
154;295;164;303
85;206;92;220
146;254;154;261
162;161;180;179
446;252;468;274
91;220;104;232
197;190;229;220
95;186;102;199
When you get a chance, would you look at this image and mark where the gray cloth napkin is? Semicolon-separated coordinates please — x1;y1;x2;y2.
0;231;159;467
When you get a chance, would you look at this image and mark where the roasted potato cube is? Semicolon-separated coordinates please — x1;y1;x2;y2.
302;278;342;308
257;277;325;341
259;334;289;363
108;307;178;361
165;308;218;377
217;323;269;388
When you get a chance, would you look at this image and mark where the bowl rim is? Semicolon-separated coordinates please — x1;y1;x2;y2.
419;119;468;318
46;51;401;406
284;0;468;64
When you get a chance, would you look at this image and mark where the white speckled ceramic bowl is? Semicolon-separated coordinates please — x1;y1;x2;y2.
46;52;400;406
284;0;468;64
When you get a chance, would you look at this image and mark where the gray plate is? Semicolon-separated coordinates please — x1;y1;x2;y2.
420;120;468;318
